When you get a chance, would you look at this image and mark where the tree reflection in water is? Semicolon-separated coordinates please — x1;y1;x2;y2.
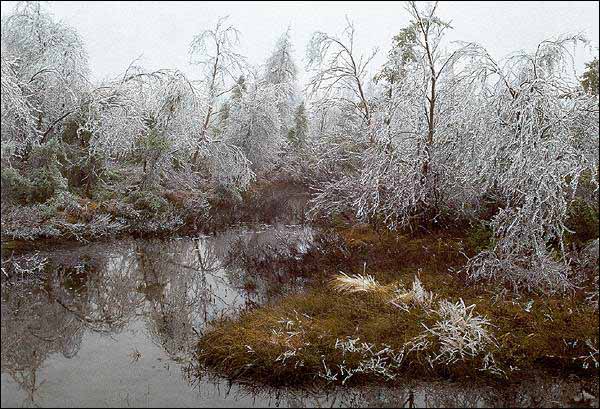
1;225;313;406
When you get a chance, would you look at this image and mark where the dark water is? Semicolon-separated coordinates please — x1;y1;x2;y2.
1;225;597;408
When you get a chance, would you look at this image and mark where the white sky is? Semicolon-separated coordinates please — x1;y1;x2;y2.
1;1;599;84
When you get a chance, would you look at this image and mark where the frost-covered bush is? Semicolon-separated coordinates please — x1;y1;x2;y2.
467;208;575;293
0;167;34;204
579;239;599;309
1;141;69;205
0;204;61;240
46;191;84;214
464;36;599;293
126;190;169;215
53;214;128;240
390;276;435;311
411;299;496;365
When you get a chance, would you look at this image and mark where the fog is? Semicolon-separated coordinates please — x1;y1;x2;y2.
1;1;598;83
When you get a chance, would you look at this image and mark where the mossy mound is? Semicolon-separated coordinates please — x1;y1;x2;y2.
196;226;599;386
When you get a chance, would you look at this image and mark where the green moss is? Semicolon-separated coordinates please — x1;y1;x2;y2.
566;198;599;245
464;223;494;255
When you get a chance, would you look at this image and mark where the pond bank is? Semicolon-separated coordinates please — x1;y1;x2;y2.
1;179;311;243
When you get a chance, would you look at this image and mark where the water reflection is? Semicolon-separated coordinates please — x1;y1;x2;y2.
1;225;312;407
1;225;597;408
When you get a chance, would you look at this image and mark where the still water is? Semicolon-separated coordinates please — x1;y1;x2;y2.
1;225;597;408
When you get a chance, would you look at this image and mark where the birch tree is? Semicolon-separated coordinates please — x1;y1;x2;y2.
306;18;377;138
312;2;480;229
189;16;246;164
466;35;599;292
1;1;89;148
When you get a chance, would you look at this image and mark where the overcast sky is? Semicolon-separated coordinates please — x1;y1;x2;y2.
1;1;598;84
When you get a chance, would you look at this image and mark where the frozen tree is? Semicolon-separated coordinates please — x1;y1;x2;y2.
1;1;89;147
186;17;256;192
373;21;418;141
264;27;298;87
197;141;255;192
81;68;148;160
465;35;599;292
81;65;253;193
581;56;599;96
310;2;481;229
263;27;299;135
128;70;202;190
223;80;285;174
0;55;36;161
306;18;377;138
304;19;382;222
403;1;452;184
359;2;482;225
287;101;309;149
189;16;246;164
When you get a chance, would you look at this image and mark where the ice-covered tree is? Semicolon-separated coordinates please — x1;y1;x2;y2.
224;80;284;175
1;55;36;161
465;35;599;292
581;56;599;95
189;16;246;164
310;2;481;229
287;102;309;149
263;27;299;134
306;18;377;139
1;1;89;147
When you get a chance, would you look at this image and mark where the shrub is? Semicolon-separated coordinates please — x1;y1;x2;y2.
27;140;69;202
1;167;33;204
0;204;61;240
464;223;494;255
409;299;497;366
126;190;169;215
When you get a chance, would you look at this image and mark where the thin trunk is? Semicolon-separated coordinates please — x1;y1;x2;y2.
193;44;220;166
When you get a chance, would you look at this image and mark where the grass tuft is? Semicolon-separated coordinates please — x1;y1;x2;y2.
331;272;387;294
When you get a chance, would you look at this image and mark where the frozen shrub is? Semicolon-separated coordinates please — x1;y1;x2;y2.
466;207;575;294
412;299;496;365
126;190;170;215
566;198;600;245
0;167;33;204
390;276;435;311
46;191;85;214
579;239;599;309
54;213;128;240
0;204;61;240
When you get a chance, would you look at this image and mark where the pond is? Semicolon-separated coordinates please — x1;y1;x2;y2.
1;225;597;408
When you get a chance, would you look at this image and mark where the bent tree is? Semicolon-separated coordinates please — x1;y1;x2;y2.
1;1;89;155
466;36;599;292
